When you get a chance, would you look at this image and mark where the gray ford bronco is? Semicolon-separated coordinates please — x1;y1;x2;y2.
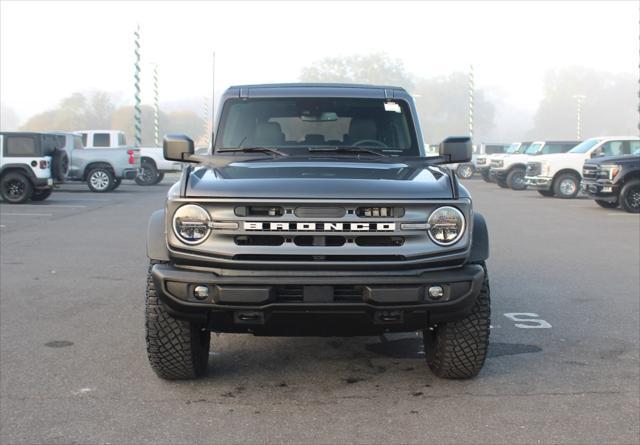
145;84;491;380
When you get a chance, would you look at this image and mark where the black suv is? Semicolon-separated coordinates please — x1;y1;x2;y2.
582;150;640;213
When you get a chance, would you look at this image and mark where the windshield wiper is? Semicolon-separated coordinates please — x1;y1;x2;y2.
307;147;388;157
216;147;288;157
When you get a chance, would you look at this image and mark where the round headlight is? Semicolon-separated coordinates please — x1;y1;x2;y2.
172;204;211;245
427;206;465;246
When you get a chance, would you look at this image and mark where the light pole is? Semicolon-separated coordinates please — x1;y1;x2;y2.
153;64;159;147
133;25;142;147
468;64;474;139
572;94;586;140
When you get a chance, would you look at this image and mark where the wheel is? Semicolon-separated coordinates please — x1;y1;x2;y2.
480;170;492;183
620;179;640;213
145;262;210;380
108;178;121;191
537;190;554;197
506;168;527;190
31;188;53;201
0;172;33;203
152;172;165;185
553;173;580;199
424;263;490;379
135;160;159;186
496;177;509;188
456;164;474;179
87;168;114;193
595;199;618;209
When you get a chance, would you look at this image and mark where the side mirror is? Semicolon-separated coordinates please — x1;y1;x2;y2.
163;134;194;162
439;136;472;163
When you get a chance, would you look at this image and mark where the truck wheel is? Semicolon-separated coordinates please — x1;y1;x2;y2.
31;189;53;201
108;178;121;191
152;172;165;185
145;262;210;380
135;160;159;186
480;170;492;183
424;264;490;379
496;177;509;188
620;179;640;213
553;173;580;199
456;164;474;179
87;168;114;193
537;190;554;197
0;172;33;204
595;199;618;209
506;168;527;190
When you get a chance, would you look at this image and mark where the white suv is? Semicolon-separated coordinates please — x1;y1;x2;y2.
525;136;640;198
0;132;68;203
490;140;579;190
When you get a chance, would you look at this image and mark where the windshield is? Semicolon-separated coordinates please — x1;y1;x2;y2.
215;98;419;155
525;143;544;154
505;143;521;154
569;139;600;153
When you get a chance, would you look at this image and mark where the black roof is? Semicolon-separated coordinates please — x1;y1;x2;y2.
223;83;411;100
228;82;407;91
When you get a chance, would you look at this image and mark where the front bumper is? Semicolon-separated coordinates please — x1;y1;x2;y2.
581;179;618;201
524;175;553;190
151;263;485;335
489;168;507;181
33;177;54;190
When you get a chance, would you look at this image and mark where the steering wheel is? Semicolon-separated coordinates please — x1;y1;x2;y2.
352;139;388;149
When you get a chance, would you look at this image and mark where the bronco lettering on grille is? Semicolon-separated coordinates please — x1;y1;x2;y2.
243;222;396;231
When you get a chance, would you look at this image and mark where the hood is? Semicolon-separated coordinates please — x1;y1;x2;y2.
585;154;640;166
534;152;584;164
185;159;461;199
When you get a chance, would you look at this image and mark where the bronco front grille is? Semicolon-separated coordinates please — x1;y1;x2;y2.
273;285;363;302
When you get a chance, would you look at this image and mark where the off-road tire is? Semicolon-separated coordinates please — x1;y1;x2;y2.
496;177;509;188
51;149;69;181
620;179;640;213
135;159;159;186
553;172;580;199
31;188;53;201
0;172;33;204
537;190;554;197
506;168;527;190
595;199;618;209
87;168;114;193
424;264;490;379
108;178;121;191
145;262;210;380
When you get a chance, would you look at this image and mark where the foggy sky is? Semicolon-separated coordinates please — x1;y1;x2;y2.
1;1;638;124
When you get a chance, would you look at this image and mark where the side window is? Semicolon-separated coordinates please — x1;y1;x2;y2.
5;136;37;157
93;133;110;147
81;133;87;146
599;141;625;157
543;144;565;154
118;133;126;146
74;136;84;149
629;140;640;154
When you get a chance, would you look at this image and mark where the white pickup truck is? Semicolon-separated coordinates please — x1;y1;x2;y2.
77;130;182;185
489;140;579;190
524;136;640;198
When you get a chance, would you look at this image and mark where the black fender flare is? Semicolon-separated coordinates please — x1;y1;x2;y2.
0;164;38;184
147;209;170;262
468;212;489;263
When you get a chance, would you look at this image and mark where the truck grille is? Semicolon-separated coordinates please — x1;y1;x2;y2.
526;162;541;176
582;164;598;180
168;199;471;267
274;285;363;302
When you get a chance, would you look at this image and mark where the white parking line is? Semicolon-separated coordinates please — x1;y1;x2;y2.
0;213;52;217
0;204;87;208
607;213;638;216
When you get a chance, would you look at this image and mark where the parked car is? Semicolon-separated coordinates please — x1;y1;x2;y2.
490;140;579;190
581;150;640;212
77;130;182;185
145;83;491;380
484;142;531;183
452;142;510;179
525;137;640;198
0;132;68;203
51;132;141;192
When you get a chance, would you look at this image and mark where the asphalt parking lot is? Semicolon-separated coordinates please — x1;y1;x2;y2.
1;177;638;444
